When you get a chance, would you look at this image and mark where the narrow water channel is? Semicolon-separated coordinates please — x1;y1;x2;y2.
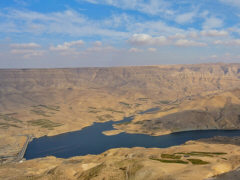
24;115;240;160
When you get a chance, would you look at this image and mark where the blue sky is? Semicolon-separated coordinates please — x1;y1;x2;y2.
0;0;240;68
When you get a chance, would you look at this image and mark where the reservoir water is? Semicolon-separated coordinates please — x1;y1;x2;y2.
25;116;240;160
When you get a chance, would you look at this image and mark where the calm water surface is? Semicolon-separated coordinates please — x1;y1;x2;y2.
25;116;240;160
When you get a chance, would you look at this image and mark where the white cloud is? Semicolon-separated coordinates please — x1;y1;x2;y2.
65;40;84;46
213;40;224;45
1;8;214;44
175;39;207;47
202;17;223;29
200;30;228;37
10;49;45;59
200;11;209;18
9;42;44;59
190;32;200;39
148;48;157;52
128;34;168;46
230;40;240;45
219;0;240;7
129;48;143;53
128;33;219;47
175;12;196;24
169;33;186;39
93;41;102;46
127;21;184;36
82;0;173;16
0;9;129;39
201;52;240;62
84;46;118;53
10;43;41;48
128;34;152;45
50;42;119;57
102;13;133;29
1;3;238;65
50;40;84;51
214;39;240;46
210;54;218;59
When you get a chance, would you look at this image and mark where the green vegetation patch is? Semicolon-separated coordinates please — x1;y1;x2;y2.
5;113;18;116
119;102;131;108
175;151;227;157
154;100;171;104
116;122;131;126
30;105;60;117
96;114;114;121
105;108;124;114
165;107;176;111
32;105;60;111
0;122;21;129
0;113;22;123
96;116;104;121
64;159;83;164
134;121;144;124
143;108;160;114
134;120;151;125
28;119;63;130
103;114;113;119
88;110;101;113
138;98;149;101
153;101;162;105
161;153;181;159
88;107;101;113
30;109;50;117
187;158;209;165
150;158;188;164
135;103;141;107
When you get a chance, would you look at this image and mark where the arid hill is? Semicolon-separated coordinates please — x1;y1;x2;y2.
1;63;240;112
115;88;240;136
0;63;239;132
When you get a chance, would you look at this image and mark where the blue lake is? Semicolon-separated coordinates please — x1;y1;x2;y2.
24;116;240;160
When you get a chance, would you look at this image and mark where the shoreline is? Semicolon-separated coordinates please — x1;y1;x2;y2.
23;128;240;160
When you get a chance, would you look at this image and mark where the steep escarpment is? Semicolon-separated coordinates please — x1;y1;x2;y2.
0;63;240;111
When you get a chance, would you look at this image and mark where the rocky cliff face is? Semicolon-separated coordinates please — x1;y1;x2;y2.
0;63;239;110
118;89;240;135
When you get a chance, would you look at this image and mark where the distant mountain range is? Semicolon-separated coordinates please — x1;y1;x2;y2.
0;63;240;137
